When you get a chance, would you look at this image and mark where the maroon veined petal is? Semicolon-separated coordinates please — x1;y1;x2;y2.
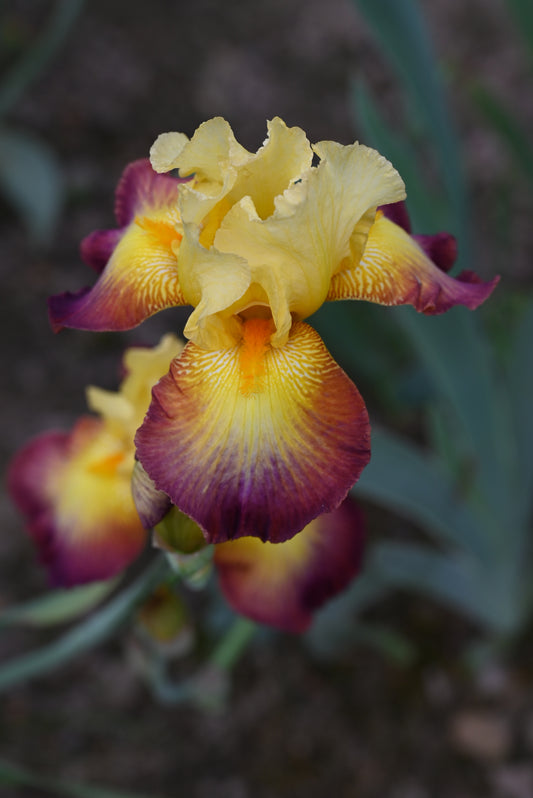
214;497;365;633
135;320;370;545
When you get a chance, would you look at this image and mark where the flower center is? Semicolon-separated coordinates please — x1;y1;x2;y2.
238;318;275;397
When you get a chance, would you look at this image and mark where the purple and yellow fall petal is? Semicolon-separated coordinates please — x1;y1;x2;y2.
327;210;498;313
49;160;187;332
135;320;370;545
7;418;147;586
214;497;365;633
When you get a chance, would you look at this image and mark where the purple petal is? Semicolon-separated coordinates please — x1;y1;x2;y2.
379;200;412;233
414;232;458;274
114;159;186;227
80;228;124;274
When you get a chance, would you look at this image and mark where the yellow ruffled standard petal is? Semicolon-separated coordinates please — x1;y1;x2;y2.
211;140;404;347
327;211;499;313
214;497;365;632
135;320;370;545
149;118;405;349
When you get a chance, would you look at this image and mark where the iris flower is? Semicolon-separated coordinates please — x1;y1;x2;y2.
8;337;365;632
48;118;497;546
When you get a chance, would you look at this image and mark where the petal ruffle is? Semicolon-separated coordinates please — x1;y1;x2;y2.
49;161;187;332
327;211;499;313
8;418;146;586
214;497;365;633
135;320;370;545
150;118;405;349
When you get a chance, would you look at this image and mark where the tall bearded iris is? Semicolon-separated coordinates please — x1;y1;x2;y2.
49;118;497;546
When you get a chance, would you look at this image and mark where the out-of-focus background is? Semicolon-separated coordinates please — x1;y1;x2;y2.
1;1;532;796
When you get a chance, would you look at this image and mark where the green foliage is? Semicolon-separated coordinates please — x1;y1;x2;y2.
0;126;64;243
306;569;415;664
506;0;533;68
353;0;469;259
0;577;118;627
0;557;167;692
356;425;490;560
145;616;257;709
0;0;84;242
315;0;533;655
470;83;533;188
0;546;254;711
0;0;85;117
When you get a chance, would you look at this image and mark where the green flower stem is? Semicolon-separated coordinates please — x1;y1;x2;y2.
210;616;257;671
147;616;257;708
0;555;170;693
